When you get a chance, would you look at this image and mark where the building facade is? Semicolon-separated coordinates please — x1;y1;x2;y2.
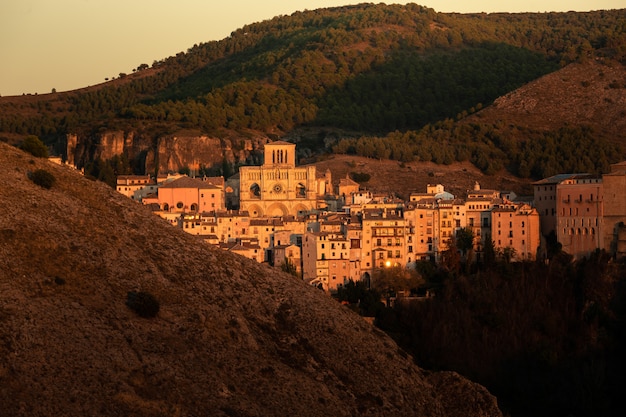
239;141;322;217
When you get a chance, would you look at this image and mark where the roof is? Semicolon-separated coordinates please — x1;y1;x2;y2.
532;173;593;185
339;176;359;187
265;140;295;146
203;176;224;187
159;176;220;189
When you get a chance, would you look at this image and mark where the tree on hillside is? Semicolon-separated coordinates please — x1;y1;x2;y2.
456;227;474;260
19;135;48;158
372;266;424;300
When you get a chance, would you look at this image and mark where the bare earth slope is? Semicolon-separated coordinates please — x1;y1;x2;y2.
0;142;501;416
468;60;626;144
309;154;532;198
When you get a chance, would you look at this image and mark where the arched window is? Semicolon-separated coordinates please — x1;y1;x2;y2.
296;183;306;198
190;203;198;212
250;183;261;198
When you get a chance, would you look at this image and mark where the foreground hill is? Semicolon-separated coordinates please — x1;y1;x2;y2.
0;142;501;416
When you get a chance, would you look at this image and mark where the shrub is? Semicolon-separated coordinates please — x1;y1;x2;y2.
19;135;48;158
349;171;371;183
126;291;160;318
29;169;56;189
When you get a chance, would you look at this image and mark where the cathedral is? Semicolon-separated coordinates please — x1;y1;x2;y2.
239;141;327;217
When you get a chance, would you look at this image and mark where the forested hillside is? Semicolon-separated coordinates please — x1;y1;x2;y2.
1;3;625;178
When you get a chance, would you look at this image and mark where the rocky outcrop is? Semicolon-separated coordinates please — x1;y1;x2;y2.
0;142;503;417
146;135;229;174
65;130;266;175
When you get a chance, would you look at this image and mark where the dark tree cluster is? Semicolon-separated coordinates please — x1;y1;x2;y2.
333;123;621;178
378;251;626;417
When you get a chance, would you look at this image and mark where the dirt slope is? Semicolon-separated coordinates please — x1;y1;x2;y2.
467;59;626;144
0;142;501;416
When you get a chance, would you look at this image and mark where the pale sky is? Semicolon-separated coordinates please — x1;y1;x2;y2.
0;1;623;96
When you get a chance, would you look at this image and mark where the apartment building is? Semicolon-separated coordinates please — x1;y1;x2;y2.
601;162;626;254
403;201;436;262
534;173;604;258
302;231;349;290
362;208;407;275
491;204;541;261
116;175;155;200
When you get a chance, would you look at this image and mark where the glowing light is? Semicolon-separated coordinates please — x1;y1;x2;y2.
385;261;391;268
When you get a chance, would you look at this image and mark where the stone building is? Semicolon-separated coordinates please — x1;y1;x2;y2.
602;161;626;254
238;141;323;217
534;173;604;258
491;204;541;261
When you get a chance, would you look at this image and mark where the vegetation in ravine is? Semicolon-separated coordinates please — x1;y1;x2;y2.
340;245;626;417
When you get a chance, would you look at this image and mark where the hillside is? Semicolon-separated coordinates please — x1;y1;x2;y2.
466;59;626;145
305;154;532;198
0;142;502;416
1;4;625;180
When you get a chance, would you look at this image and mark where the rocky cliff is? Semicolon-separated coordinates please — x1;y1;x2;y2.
65;130;263;175
0;142;502;417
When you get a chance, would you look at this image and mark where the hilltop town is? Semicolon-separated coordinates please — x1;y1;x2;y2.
116;140;626;294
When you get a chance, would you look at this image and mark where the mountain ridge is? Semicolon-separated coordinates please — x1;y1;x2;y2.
1;3;625;181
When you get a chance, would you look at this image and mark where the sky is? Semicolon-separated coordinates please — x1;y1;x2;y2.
0;1;623;96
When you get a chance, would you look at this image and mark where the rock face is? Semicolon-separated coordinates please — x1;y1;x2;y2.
65;130;264;175
0;142;502;417
146;135;228;174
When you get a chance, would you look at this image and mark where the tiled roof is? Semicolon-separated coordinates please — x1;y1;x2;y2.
532;173;591;185
159;176;220;189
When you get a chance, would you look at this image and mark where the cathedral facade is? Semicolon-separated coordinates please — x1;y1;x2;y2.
239;141;324;217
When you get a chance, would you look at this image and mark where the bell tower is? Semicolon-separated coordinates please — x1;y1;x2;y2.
264;141;296;167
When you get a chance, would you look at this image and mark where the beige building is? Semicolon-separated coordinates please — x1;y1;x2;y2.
555;176;604;257
491;203;541;261
361;208;407;276
219;238;264;263
534;173;604;258
403;202;436;262
273;244;302;275
602;162;626;255
116;175;157;200
239;141;323;217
